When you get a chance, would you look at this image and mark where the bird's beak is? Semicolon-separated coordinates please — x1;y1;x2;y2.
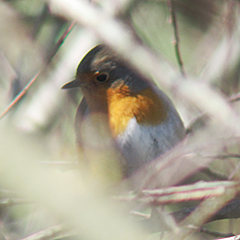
62;78;82;89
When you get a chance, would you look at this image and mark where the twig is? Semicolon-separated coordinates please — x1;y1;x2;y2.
129;199;240;233
187;91;240;133
172;198;240;223
140;181;240;205
0;21;75;119
20;224;72;240
214;154;240;159
167;0;186;77
229;92;240;102
214;234;240;240
201;168;228;180
0;197;32;207
177;190;237;239
199;227;233;238
180;225;234;238
115;181;240;207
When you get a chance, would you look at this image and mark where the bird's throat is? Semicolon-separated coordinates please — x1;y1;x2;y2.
107;85;168;137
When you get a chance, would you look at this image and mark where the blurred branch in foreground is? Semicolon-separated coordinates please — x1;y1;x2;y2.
1;0;240;239
0;21;75;119
49;0;240;137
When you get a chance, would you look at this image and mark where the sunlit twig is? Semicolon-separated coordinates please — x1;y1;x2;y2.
167;0;186;77
0;21;75;119
20;224;72;240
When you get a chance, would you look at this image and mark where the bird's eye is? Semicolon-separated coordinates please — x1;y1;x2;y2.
95;72;109;83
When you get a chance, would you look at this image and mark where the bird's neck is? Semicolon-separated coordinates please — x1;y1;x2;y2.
107;84;168;137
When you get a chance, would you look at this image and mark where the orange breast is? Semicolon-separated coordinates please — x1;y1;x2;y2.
107;84;168;137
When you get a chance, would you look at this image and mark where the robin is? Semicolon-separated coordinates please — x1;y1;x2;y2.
62;45;185;180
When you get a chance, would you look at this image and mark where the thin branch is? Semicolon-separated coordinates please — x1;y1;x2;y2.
201;168;228;180
0;71;42;120
0;21;75;119
199;227;233;238
140;181;240;205
229;92;240;102
172;198;240;223
214;154;240;159
214;234;240;240
177;191;237;238
20;224;73;240
129;198;240;233
187;91;240;133
0;197;32;207
115;181;240;206
167;0;186;77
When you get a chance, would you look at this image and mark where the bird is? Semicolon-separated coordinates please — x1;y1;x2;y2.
62;45;185;179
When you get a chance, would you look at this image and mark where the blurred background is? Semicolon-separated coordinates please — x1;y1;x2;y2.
1;0;240;239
